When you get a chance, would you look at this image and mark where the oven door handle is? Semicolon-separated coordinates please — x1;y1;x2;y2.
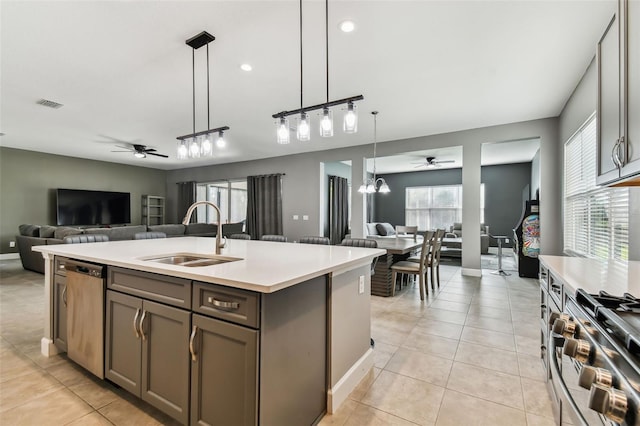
549;333;590;426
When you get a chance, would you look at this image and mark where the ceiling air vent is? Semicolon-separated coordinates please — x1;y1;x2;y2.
36;99;64;109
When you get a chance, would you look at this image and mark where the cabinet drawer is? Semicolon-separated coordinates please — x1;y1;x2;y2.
193;282;260;329
108;267;191;309
54;256;68;276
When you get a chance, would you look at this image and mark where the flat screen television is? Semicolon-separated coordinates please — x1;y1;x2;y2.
56;189;131;226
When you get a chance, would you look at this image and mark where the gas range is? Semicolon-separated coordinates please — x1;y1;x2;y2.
549;289;640;425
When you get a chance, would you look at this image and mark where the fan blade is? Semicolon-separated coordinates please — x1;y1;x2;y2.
436;159;455;164
147;152;169;158
111;150;132;153
143;148;157;153
114;145;133;151
413;164;426;168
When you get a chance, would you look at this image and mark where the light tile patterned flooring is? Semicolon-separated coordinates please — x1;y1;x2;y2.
0;258;554;425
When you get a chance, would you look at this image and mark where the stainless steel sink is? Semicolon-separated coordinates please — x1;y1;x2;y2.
142;253;242;267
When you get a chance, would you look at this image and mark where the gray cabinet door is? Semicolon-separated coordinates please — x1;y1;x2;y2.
140;299;191;425
597;12;623;185
53;274;67;352
105;290;142;396
622;0;640;178
190;313;258;426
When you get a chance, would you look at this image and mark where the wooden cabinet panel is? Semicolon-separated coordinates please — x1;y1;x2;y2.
190;313;258;426
105;290;142;396
141;300;191;425
53;274;67;352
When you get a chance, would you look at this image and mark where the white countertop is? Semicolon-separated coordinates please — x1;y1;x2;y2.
33;237;385;293
539;255;640;296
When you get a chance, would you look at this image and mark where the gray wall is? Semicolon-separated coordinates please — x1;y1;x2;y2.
372;163;531;247
531;148;541;199
0;147;166;255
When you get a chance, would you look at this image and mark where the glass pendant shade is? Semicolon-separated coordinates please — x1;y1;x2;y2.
189;137;201;158
378;180;391;193
216;131;226;148
276;117;290;144
365;182;376;193
357;183;367;193
319;108;334;137
297;113;311;141
177;141;188;159
343;102;358;133
201;135;212;156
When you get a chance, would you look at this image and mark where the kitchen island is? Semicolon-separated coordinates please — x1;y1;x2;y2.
34;237;384;425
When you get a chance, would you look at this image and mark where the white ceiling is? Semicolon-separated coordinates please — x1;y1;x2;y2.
0;1;615;171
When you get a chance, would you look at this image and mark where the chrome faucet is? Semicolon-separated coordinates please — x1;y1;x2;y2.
182;201;226;255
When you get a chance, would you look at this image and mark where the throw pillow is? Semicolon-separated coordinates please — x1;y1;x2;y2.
19;224;41;237
39;226;57;238
54;227;83;240
376;223;396;236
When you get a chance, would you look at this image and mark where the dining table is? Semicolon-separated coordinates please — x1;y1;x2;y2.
367;236;424;297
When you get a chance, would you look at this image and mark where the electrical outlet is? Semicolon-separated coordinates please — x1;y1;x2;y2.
358;275;365;294
293;215;299;220
505;238;509;244
302;215;309;221
9;241;15;248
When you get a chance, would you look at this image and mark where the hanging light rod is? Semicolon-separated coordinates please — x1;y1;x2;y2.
272;95;364;119
177;31;230;160
176;126;229;141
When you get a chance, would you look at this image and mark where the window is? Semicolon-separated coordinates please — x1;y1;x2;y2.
405;184;484;231
196;180;248;225
563;115;629;260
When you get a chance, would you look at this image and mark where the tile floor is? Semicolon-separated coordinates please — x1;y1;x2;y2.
0;258;554;425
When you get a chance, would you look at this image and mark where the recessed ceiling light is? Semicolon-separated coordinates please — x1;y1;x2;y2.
240;63;252;72
339;20;355;33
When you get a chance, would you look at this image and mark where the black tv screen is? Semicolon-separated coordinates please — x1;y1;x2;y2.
56;189;131;226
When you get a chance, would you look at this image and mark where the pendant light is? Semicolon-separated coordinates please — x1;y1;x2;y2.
176;31;230;159
272;0;363;143
358;111;390;194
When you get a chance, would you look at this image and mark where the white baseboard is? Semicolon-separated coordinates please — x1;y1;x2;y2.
461;268;482;277
0;253;20;260
41;337;60;357
327;348;374;414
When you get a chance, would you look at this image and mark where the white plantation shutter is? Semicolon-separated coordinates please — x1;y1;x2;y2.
563;115;629;260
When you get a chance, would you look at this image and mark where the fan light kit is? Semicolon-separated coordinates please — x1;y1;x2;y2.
272;0;363;144
112;144;169;159
177;31;229;160
358;112;390;194
413;156;455;168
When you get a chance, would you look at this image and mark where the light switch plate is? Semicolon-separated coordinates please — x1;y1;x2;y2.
358;275;365;294
293;215;299;220
303;215;309;221
9;241;15;248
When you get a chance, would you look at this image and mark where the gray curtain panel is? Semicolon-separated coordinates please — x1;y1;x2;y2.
329;175;349;244
177;181;197;222
246;174;283;240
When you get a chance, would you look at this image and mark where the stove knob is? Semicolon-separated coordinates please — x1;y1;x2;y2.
588;383;627;423
548;312;570;327
563;338;591;363
552;318;577;337
578;366;613;390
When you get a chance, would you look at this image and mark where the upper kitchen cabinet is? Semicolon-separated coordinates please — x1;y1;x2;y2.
597;0;640;186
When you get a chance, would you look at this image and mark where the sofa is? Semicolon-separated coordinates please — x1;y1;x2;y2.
364;222;398;238
446;222;490;254
16;222;244;273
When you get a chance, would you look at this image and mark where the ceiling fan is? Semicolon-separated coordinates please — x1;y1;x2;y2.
111;144;168;159
412;156;455;168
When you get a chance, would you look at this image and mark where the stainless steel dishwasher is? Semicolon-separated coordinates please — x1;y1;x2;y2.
65;259;106;379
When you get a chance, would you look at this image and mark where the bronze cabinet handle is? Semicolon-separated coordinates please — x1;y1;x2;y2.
189;326;198;362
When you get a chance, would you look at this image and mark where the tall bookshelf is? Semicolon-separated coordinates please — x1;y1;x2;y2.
141;195;165;226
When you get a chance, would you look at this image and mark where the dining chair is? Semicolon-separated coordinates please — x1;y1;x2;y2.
408;229;445;290
340;238;379;275
261;234;287;242
299;236;330;245
229;233;251;240
390;230;434;300
63;234;109;244
395;225;418;240
133;231;167;240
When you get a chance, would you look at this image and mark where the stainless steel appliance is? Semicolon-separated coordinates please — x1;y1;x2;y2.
547;288;640;425
65;259;106;378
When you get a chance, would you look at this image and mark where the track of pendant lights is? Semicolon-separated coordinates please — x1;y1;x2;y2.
176;31;229;160
272;0;363;144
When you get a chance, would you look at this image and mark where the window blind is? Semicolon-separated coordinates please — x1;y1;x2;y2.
563;115;629;260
